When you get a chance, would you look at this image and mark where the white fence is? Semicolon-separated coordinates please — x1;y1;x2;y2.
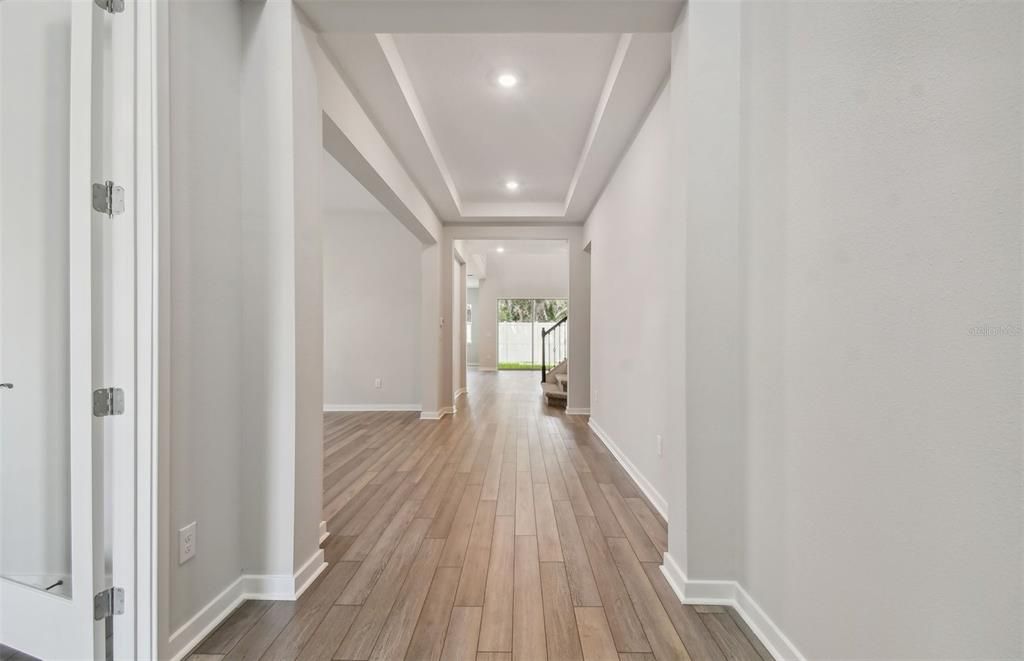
497;321;560;366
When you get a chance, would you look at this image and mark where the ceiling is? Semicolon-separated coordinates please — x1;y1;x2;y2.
457;239;569;287
461;239;569;257
310;1;677;224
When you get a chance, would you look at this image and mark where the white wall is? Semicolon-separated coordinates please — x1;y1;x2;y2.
452;258;466;397
322;151;422;409
467;286;480;365
583;84;671;511
238;0;323;583
160;1;324;650
474;252;569;370
289;6;324;585
165;0;245;633
668;2;1023;659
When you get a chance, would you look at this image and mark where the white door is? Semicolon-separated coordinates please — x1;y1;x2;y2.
0;0;123;658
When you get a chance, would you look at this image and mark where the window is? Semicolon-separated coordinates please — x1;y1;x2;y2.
496;298;568;370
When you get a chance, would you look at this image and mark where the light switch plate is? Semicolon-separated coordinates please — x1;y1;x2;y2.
179;521;197;565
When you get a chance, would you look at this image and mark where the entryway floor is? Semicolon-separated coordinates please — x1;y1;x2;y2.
190;370;771;660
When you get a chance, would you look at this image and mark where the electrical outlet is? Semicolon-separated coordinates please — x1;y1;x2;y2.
656;434;663;457
179;522;197;565
374;377;382;390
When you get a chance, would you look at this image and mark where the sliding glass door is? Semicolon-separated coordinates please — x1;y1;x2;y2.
496;298;568;370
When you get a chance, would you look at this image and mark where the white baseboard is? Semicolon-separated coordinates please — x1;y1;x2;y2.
587;419;667;518
167;549;326;661
565;407;590;416
420;406;454;421
660;552;805;661
323;403;421;412
477;367;497;372
454;387;467;400
292;549;328;599
319;520;329;545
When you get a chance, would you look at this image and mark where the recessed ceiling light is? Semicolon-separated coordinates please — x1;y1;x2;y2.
505;180;520;191
497;73;518;88
496;247;505;253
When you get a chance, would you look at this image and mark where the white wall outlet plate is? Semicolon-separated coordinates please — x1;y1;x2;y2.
656;434;663;457
374;377;382;389
179;521;197;565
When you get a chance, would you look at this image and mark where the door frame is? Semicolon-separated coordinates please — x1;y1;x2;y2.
104;0;160;657
0;0;156;657
128;0;159;658
494;297;569;370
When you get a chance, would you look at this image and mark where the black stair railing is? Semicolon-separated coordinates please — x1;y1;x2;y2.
541;314;568;384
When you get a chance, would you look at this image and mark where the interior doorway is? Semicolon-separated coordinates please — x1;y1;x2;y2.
496;298;569;371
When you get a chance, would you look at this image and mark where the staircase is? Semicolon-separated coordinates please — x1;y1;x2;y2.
542;358;568;406
541;315;568;406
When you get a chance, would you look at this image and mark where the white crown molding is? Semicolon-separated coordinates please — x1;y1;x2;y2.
660;553;807;661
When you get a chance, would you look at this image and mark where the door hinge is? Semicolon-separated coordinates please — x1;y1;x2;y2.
92;180;125;217
93;387;125;417
94;0;125;14
94;587;125;620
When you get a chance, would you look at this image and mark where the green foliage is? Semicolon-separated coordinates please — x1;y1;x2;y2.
497;298;568;323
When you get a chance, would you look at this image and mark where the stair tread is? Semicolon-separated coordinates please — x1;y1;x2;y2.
541;383;568;400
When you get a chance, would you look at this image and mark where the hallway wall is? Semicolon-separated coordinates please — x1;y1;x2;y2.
670;2;1023;659
467;287;480;365
165;0;245;635
161;1;325;653
322;151;422;410
583;84;671;513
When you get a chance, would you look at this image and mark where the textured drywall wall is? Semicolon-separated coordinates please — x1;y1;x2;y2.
583;84;671;508
672;1;1023;658
322;151;422;409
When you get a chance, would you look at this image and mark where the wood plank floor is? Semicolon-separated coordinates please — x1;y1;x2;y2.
190;370;771;661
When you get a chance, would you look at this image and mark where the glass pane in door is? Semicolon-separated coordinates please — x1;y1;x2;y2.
0;0;74;598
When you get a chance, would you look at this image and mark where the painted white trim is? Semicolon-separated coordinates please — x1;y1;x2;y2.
587;419;667;518
660;552;806;661
292;549;328;600
454;387;468;400
166;550;326;661
566;407;591;416
476;367;498;372
420;406;455;421
323;403;421;412
319;520;329;545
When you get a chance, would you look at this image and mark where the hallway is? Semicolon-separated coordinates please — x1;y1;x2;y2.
188;371;769;661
